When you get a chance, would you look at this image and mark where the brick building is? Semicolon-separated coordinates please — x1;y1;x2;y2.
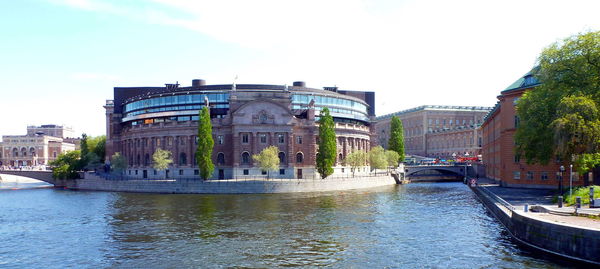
375;105;491;157
0;125;78;167
481;70;588;188
105;79;375;179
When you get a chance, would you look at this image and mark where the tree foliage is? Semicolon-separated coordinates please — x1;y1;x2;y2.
316;108;337;179
152;149;173;172
345;150;367;177
385;150;400;168
196;107;215;180
253;146;280;179
49;150;81;179
388;116;405;162
516;31;600;172
78;134;106;169
110;152;127;174
88;135;106;162
369;146;387;170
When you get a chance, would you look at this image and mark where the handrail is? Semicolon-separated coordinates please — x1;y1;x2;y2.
477;186;516;212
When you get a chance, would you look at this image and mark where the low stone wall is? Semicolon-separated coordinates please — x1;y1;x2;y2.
68;173;397;194
471;186;600;265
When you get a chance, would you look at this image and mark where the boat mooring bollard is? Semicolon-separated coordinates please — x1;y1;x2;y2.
576;196;581;208
558;196;563;208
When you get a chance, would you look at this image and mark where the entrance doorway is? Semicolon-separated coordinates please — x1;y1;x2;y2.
297;169;303;179
218;169;224;180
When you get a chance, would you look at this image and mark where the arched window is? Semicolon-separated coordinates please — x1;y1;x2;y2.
217;152;225;165
338;153;343;163
296;152;304;163
179;153;187;165
21;147;27;157
30;147;36;157
278;152;286;164
144;154;150;166
13;148;19;157
241;152;250;164
136;154;141;165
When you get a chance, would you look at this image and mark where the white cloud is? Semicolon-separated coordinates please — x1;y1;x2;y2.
48;0;600;116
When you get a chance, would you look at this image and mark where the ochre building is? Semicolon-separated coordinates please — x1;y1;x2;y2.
0;125;78;167
104;80;375;179
375;105;490;158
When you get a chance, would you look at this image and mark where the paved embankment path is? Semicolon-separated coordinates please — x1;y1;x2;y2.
477;178;600;230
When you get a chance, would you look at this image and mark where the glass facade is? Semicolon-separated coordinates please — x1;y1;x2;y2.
123;93;230;118
291;94;369;121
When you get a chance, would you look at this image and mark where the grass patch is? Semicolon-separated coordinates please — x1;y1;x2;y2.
559;185;600;206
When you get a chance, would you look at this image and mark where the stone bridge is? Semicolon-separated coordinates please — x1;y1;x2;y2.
404;165;468;181
0;170;57;185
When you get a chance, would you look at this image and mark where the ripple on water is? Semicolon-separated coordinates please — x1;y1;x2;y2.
0;182;577;268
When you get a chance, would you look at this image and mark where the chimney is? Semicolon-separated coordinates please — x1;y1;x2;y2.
192;79;206;87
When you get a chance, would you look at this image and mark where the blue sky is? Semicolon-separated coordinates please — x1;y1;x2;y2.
1;0;600;137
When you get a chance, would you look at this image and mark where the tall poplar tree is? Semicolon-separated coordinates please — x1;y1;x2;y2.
196;106;214;180
316;108;337;179
388;116;405;163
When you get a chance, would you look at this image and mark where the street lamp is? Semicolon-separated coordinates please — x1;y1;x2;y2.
464;152;470;182
559;165;565;194
569;164;573;197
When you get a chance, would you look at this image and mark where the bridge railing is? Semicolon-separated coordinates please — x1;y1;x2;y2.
477;185;515;212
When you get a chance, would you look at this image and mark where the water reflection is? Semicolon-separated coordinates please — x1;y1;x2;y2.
0;183;578;268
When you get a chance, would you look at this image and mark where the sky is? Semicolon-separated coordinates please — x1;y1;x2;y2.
1;0;599;138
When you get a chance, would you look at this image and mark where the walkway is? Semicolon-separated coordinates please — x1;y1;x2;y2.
476;177;600;231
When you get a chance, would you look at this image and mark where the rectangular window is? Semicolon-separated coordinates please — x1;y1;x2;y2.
179;169;183;175
154;170;157;175
242;134;249;144
135;170;138;175
217;135;224;145
243;169;249;175
296;136;302;144
260;134;267;143
194;169;199;175
261;170;267;175
514;154;520;163
513;171;520;180
526;171;534;180
279;169;285;175
278;134;285;144
514;116;520;128
541;172;548;180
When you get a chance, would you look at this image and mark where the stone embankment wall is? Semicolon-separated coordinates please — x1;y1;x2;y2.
471;186;600;265
66;173;397;194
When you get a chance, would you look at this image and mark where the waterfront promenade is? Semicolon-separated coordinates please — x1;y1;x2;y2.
472;178;600;264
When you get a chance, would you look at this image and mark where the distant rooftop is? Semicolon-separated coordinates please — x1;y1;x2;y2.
376;105;493;120
501;67;541;93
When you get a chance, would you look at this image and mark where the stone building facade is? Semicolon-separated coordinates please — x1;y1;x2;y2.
375;105;491;157
0;125;77;167
481;70;589;188
426;125;482;159
105;80;375;179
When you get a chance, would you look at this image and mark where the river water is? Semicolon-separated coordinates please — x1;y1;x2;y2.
0;181;580;268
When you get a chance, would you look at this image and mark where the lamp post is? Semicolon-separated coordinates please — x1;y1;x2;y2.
464;152;470;182
559;165;565;194
569;164;573;197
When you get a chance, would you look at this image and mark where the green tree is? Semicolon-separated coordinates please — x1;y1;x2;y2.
88;135;106;162
388;116;405;163
385;150;400;168
369;146;387;170
195;106;215;180
316;107;337;179
110;152;127;175
252;146;280;179
516;31;600;173
153;149;173;176
345;150;367;177
80;133;89;162
49;150;81;179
